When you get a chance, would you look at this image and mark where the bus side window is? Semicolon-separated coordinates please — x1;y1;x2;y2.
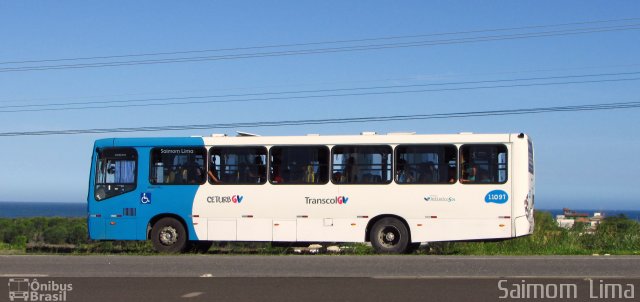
209;147;267;185
269;146;329;185
150;147;207;185
332;145;392;184
460;144;508;184
395;144;457;184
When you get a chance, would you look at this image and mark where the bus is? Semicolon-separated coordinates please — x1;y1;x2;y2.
87;132;535;253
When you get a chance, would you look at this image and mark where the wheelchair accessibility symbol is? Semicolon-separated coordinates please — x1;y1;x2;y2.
140;192;152;204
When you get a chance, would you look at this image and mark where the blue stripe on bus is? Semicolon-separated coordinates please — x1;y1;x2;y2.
89;137;205;241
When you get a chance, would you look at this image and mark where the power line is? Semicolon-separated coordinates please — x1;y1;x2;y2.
4;24;639;72
0;75;638;113
2;17;639;66
1;23;639;73
3;62;639;105
1;70;638;111
1;100;638;137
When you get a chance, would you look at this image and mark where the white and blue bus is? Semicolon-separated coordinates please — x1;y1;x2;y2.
88;132;535;253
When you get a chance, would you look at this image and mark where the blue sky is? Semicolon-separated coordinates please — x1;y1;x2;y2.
0;1;638;209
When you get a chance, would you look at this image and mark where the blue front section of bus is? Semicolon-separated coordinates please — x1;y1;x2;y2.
88;137;205;241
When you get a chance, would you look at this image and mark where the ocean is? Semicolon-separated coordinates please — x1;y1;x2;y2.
0;201;638;220
541;209;640;221
0;202;87;218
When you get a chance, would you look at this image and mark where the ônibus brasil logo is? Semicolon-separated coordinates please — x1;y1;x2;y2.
207;195;244;204
305;196;349;205
7;278;73;302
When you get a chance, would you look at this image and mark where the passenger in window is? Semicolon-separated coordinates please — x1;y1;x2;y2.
270;154;283;183
417;162;434;183
461;163;478;183
448;167;457;183
185;157;204;184
248;156;266;183
478;168;492;183
175;166;186;183
332;172;343;183
271;165;284;183
344;156;359;183
460;152;473;183
396;159;414;183
304;162;315;183
167;167;176;183
208;156;221;184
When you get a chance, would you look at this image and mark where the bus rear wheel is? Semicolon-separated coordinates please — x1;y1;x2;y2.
370;217;410;254
151;217;187;253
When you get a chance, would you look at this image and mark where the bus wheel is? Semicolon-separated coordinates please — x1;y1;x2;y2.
370;218;409;254
151;217;187;253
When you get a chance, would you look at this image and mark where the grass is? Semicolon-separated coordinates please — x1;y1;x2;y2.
1;211;639;255
426;211;640;255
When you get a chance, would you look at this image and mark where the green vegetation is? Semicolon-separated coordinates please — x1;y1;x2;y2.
0;217;85;253
428;211;640;255
0;211;638;255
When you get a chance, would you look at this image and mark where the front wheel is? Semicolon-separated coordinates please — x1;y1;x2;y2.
151;217;188;253
370;217;410;254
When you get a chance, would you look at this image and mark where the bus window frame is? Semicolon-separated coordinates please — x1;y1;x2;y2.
459;143;509;185
268;145;330;185
394;144;458;185
330;144;393;185
94;147;138;201
208;145;268;185
149;146;208;186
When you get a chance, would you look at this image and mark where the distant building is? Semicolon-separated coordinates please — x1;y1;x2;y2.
556;208;604;232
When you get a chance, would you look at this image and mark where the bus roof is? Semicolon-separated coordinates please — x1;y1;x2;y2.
94;133;528;148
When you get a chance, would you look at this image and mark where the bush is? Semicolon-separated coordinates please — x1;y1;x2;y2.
45;226;68;244
589;215;640;253
424;211;640;255
68;223;88;244
11;235;27;248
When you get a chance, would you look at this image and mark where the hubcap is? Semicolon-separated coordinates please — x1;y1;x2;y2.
159;226;178;246
378;226;400;248
385;232;396;242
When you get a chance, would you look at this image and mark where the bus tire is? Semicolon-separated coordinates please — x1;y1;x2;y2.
370;217;409;254
151;217;188;253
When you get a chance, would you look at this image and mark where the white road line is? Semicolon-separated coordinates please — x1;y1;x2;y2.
181;292;204;298
0;274;49;277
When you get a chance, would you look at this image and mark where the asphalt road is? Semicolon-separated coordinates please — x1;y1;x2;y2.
1;255;639;277
3;256;640;302
7;277;640;302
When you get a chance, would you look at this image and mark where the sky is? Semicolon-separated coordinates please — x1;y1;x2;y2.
0;1;638;209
